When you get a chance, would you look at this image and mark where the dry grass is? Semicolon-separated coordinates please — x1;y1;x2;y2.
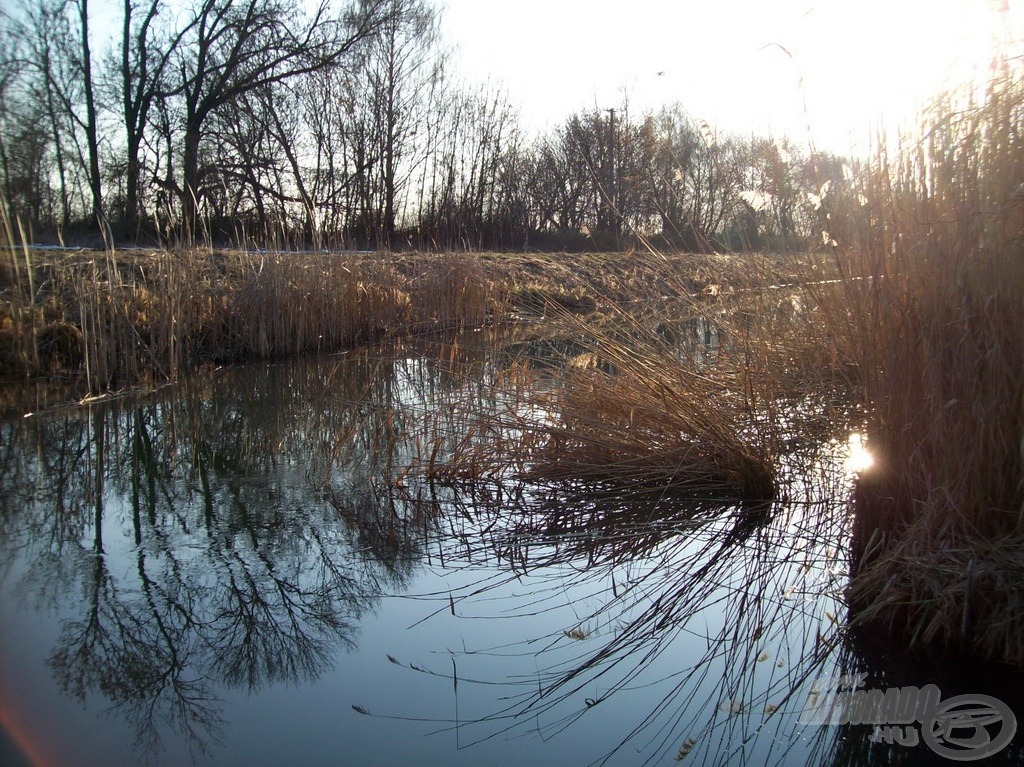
824;63;1024;664
0;236;505;394
418;299;782;502
523;325;777;499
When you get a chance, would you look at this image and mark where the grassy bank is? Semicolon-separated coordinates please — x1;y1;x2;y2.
0;231;800;394
0;238;505;396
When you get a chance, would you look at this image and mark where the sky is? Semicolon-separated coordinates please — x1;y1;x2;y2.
441;0;1023;154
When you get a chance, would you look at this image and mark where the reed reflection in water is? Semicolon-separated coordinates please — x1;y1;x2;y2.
3;332;1018;766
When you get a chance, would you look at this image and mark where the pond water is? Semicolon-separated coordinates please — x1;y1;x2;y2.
1;331;1022;766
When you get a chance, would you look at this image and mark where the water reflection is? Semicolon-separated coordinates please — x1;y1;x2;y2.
0;346;470;759
2;334;1021;766
377;449;852;766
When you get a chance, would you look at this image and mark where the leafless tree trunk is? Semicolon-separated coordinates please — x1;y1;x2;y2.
117;0;195;234
170;0;390;240
74;0;103;225
349;0;442;245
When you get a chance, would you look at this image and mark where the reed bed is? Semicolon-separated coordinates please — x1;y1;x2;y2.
823;63;1024;664
411;297;787;502
0;232;505;394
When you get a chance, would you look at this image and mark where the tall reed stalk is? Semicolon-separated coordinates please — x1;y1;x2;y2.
826;63;1024;663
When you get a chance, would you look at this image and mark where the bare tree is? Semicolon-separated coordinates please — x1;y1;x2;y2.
73;0;103;224
168;0;390;238
4;0;91;229
418;81;520;248
346;0;443;245
647;105;741;251
115;0;198;233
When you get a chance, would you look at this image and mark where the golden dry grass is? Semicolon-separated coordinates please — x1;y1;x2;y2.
827;63;1024;664
0;238;505;394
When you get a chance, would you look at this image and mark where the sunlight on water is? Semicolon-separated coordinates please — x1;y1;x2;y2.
844;432;874;475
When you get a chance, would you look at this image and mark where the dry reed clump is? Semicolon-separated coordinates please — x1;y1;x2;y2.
405;254;500;331
530;360;776;500
848;535;1024;665
225;255;409;358
432;310;779;502
423;252;821;502
831;63;1024;664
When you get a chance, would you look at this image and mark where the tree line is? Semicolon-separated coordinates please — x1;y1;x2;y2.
0;0;851;251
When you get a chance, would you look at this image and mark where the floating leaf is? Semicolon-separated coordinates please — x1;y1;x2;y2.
675;737;697;760
757;651;770;662
719;699;744;714
765;703;780;714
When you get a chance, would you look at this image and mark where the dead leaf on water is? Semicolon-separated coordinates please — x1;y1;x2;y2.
674;737;696;760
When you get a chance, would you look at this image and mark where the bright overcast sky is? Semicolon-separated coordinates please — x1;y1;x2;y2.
442;0;1022;154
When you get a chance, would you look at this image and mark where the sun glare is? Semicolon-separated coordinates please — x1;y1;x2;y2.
845;433;874;475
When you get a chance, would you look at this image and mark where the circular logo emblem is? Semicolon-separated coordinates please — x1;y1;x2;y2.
922;694;1017;761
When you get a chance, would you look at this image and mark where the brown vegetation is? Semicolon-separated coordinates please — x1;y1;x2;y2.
0;226;507;394
828;66;1024;664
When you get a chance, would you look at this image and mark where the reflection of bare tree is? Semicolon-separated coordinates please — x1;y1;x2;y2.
204;526;367;690
1;344;483;761
49;549;225;758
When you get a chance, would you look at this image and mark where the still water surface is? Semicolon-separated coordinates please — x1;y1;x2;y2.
1;333;1021;766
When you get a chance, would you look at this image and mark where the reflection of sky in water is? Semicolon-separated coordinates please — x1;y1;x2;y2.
0;344;1019;766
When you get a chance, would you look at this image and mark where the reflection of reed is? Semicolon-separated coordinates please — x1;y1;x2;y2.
0;330;879;765
302;327;864;765
380;439;855;766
